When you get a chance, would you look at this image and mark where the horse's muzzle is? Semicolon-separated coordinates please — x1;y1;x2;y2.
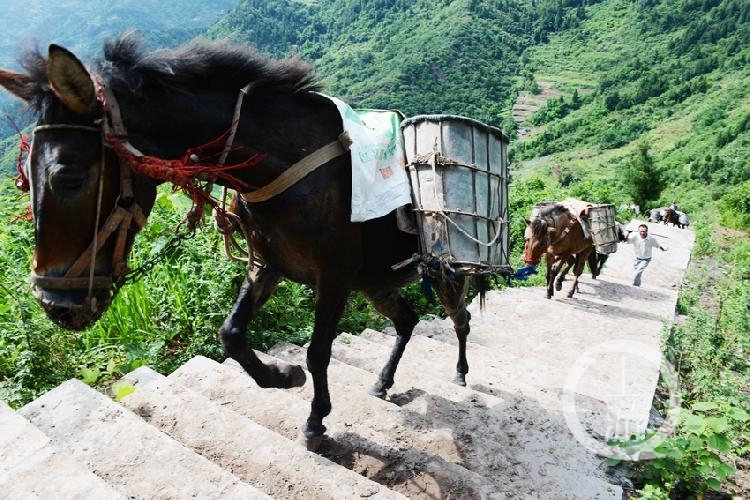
33;288;111;331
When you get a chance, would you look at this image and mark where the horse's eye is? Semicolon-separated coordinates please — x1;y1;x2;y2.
48;164;90;194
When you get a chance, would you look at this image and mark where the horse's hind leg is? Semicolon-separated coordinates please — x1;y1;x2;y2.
220;266;306;389
433;275;471;386
362;289;420;399
588;251;600;278
567;249;592;298
556;256;575;290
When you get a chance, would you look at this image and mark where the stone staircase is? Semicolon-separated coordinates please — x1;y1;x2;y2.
0;221;694;499
0;324;622;500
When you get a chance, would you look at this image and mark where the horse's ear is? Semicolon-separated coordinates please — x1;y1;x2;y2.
47;44;96;114
0;69;36;102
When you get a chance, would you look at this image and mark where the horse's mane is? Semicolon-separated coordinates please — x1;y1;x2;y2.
98;33;322;97
15;33;322;113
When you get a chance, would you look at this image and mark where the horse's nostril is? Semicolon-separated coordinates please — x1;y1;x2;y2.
35;290;111;331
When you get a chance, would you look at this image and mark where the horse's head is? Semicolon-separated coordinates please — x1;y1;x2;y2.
0;45;157;330
523;216;553;266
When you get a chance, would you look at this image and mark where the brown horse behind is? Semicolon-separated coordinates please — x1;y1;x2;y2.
523;204;594;299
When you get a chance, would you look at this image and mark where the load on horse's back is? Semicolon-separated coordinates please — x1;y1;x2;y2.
0;34;511;450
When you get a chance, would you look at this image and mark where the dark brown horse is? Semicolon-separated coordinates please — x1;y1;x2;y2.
662;208;685;229
523;204;594;299
0;35;486;449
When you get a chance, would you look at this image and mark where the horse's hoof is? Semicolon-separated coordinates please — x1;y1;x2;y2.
555;282;562;291
281;364;307;388
452;373;467;387
567;291;575;298
369;385;388;399
296;430;324;452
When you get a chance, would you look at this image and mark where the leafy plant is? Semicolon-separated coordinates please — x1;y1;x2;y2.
610;402;747;498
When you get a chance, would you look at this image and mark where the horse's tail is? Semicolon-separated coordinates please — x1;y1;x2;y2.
472;275;489;311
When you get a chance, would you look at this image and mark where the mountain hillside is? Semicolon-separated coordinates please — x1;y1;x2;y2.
209;0;540;126
0;0;238;137
203;0;749;228
511;0;750;222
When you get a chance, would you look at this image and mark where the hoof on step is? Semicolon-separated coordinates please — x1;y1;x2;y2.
296;429;324;452
452;373;467;387
286;364;307;388
369;385;388;399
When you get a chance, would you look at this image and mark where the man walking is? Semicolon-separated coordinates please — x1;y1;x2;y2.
625;224;667;286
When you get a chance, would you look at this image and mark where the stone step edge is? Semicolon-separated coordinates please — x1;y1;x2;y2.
19;378;268;499
0;401;127;499
120;365;402;500
173;355;499;499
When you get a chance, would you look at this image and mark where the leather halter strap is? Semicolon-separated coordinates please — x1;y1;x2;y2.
240;132;352;203
29;86;147;293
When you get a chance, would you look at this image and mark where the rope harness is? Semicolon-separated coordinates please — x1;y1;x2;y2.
29;121;147;301
524;210;575;265
23;77;354;307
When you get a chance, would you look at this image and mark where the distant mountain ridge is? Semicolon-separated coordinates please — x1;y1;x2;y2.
0;0;238;138
0;0;237;70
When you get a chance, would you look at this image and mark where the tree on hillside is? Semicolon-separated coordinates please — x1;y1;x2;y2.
622;142;664;209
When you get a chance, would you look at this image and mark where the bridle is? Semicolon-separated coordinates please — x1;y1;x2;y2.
28;83;147;309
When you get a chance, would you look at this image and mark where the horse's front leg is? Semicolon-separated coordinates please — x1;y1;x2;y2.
300;277;352;451
220;266;306;389
433;275;471;386
363;289;420;398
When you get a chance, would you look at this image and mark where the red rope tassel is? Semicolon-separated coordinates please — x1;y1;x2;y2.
15;134;30;192
7;117;30;192
107;132;265;218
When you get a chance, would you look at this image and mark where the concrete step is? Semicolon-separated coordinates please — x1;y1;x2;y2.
169;355;497;499
19;379;268;499
330;329;546;406
0;401;126;500
331;332;621;497
415;285;664;399
357;328;631;440
268;341;621;499
119;365;398;500
360;326;641;424
262;343;510;489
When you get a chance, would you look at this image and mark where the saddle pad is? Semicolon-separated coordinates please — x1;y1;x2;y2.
325;95;412;222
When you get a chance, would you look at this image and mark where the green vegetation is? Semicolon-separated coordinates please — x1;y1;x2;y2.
621;142;664;210
610;229;750;497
